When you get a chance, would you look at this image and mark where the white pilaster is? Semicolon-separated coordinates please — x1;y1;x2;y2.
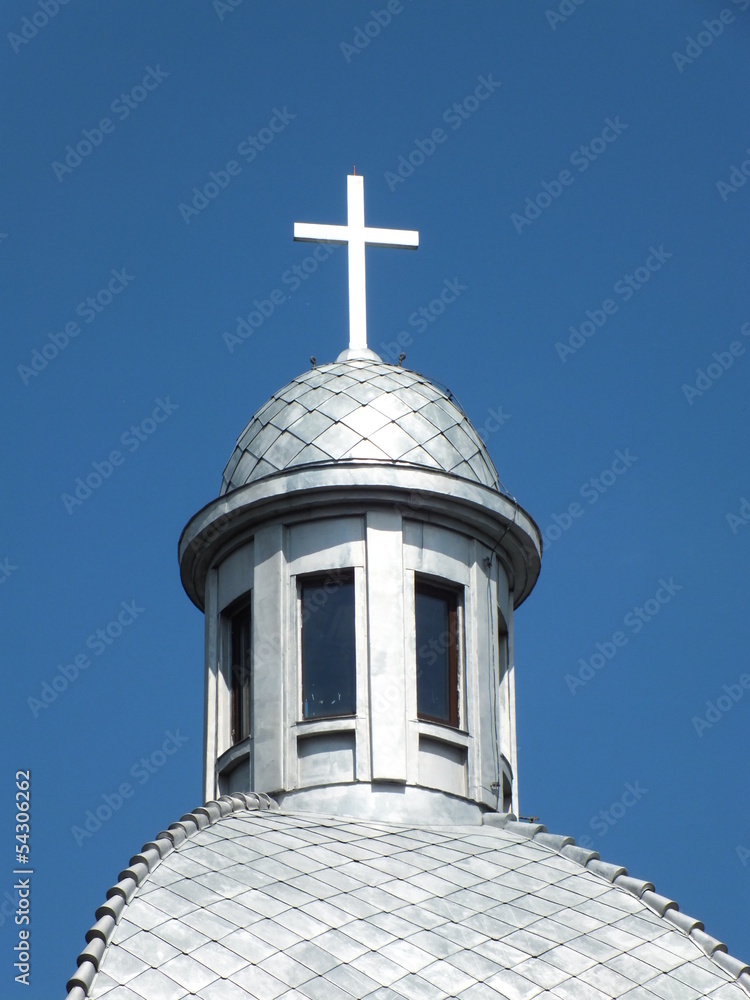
366;509;407;781
252;524;286;793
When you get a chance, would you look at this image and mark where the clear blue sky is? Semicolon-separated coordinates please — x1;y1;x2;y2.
2;1;749;994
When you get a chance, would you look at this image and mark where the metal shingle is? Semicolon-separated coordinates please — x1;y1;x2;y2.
349;949;405;987
231;963;288;999
100;948;150;985
160;954;218;992
221;928;277;964
220;360;507;493
192;939;249;977
76;803;750;1000
258;951;316;988
150;918;210;954
484;967;544;999
120;930;179;967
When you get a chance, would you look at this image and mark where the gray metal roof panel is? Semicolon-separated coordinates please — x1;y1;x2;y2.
338;404;392;438
311;423;363;461
219;360;507;495
68;796;750;1000
315;392;361;421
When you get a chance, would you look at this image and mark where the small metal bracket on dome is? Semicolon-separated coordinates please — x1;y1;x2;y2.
294;174;418;362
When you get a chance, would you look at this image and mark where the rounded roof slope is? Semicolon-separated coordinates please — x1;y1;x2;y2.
221;358;507;495
66;796;750;1000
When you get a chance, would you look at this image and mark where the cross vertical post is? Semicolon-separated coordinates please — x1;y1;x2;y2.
294;174;418;355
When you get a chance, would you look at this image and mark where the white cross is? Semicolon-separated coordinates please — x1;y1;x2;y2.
294;174;418;353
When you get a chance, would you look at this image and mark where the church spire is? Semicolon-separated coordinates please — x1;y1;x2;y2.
293;174;418;357
180;174;541;822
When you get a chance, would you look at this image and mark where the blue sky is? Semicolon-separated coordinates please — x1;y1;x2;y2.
2;1;749;994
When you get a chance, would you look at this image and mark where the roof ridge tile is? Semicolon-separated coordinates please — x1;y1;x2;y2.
143;836;174;860
84;915;115;944
559;843;599;866
76;937;106;971
502;819;547;837
65;792;263;998
94;893;125;923
641;889;678;917
714;951;750;979
108;875;140;902
532;831;575;851
585;858;628;881
613;874;654;896
691;927;727;957
130;845;161;871
663;908;703;934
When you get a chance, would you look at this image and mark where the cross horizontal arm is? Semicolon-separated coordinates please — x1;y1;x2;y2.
362;227;419;249
294;223;418;249
294;222;349;244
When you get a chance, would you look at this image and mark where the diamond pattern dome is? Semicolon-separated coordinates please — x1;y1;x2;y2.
221;359;506;495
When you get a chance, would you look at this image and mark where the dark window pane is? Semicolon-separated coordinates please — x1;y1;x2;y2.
301;570;356;719
416;581;459;726
498;607;509;682
230;603;251;744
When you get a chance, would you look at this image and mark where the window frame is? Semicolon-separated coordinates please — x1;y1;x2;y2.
226;597;252;747
298;567;357;722
414;576;462;729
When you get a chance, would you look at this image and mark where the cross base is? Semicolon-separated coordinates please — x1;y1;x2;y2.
336;347;383;363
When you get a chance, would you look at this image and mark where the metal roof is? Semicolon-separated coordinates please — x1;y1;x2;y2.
221;360;508;496
67;795;750;1000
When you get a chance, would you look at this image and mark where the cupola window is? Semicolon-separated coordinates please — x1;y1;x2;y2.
229;601;252;745
300;569;356;719
415;578;461;728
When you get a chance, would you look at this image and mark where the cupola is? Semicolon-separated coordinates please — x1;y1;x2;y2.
178;175;541;825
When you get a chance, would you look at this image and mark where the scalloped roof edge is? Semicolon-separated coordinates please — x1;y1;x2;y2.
483;813;750;993
64;796;750;998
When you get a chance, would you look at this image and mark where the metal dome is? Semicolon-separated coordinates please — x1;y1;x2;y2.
221;358;507;495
